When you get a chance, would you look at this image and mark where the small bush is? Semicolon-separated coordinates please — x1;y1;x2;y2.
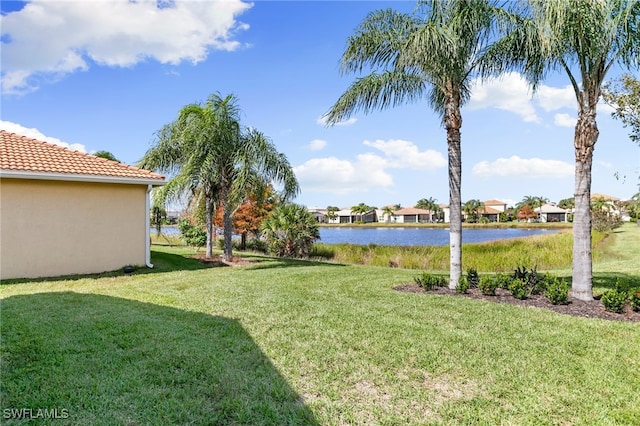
601;290;628;314
513;265;546;295
495;274;513;290
545;277;570;305
456;276;469;294
478;276;498;296
631;291;640;312
177;218;207;249
466;268;480;288
508;279;528;300
414;273;446;291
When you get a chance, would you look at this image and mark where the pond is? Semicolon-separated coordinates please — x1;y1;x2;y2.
317;227;560;246
154;226;560;246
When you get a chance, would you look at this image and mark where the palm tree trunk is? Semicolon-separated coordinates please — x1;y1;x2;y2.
205;196;214;258
445;86;462;290
219;186;234;261
572;106;598;301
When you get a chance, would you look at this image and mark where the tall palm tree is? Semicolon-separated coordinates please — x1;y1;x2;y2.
139;93;299;260
500;0;639;299
416;197;439;221
351;202;374;223
382;206;395;223
324;0;508;289
463;199;483;223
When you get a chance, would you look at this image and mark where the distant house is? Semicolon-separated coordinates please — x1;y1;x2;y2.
477;200;507;222
307;207;328;223
327;208;378;224
535;203;568;223
392;208;433;223
0;130;165;280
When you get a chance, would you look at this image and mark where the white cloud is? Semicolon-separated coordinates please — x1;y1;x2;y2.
554;113;577;128
0;120;87;152
1;0;252;94
534;85;576;111
294;155;393;195
363;139;446;169
294;139;445;194
308;139;327;151
468;72;540;122
316;115;357;127
472;155;573;178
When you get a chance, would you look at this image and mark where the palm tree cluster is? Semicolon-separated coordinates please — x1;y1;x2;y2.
139;92;299;261
326;0;639;300
261;203;320;258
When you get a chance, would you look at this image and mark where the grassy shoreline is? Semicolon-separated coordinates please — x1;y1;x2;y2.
319;221;573;229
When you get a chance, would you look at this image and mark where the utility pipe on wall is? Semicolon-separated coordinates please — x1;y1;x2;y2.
145;184;154;269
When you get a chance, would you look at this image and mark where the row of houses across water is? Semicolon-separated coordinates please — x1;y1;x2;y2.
307;197;626;224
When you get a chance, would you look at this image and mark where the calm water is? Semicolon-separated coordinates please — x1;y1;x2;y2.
317;227;559;246
157;226;559;246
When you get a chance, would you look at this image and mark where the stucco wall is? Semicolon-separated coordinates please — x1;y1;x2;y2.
1;179;147;280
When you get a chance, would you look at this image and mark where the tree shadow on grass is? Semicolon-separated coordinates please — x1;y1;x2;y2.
1;250;345;285
0;250;212;285
0;292;319;426
592;272;640;292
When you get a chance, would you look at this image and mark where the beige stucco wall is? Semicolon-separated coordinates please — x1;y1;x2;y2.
1;178;147;280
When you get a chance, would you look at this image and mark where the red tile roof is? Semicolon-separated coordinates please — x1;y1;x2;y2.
0;130;164;182
394;207;432;215
483;199;506;206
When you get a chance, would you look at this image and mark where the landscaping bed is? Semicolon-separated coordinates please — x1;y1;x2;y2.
395;283;640;322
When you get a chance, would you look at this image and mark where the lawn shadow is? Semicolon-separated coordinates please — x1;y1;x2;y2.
592;272;640;292
245;256;347;270
0;250;212;285
1;292;319;426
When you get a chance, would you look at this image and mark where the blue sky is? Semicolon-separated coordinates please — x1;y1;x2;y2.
2;0;639;210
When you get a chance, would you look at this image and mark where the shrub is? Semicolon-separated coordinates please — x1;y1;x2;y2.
631;291;640;312
478;276;498;296
545;277;570;305
456;276;469;294
601;290;628;314
513;265;546;295
508;279;528;300
466;268;480;288
591;208;623;232
177;218;207;249
261;203;320;258
495;273;513;290
414;273;446;291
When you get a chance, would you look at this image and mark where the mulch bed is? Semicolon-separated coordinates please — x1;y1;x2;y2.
393;284;640;322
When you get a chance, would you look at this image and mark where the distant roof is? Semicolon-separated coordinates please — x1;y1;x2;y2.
0;130;164;185
478;206;501;214
483;199;506;205
394;207;432;215
590;193;620;201
535;203;567;213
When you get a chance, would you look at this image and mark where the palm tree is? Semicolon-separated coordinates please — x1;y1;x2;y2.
415;197;440;221
501;1;639;299
326;206;340;223
351;202;373;223
261;203;320;258
462;199;483;223
139;92;299;260
324;0;508;289
381;206;395;223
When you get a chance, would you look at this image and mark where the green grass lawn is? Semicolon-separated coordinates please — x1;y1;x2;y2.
2;224;639;425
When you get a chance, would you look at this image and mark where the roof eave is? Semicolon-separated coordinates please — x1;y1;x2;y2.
0;169;166;186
